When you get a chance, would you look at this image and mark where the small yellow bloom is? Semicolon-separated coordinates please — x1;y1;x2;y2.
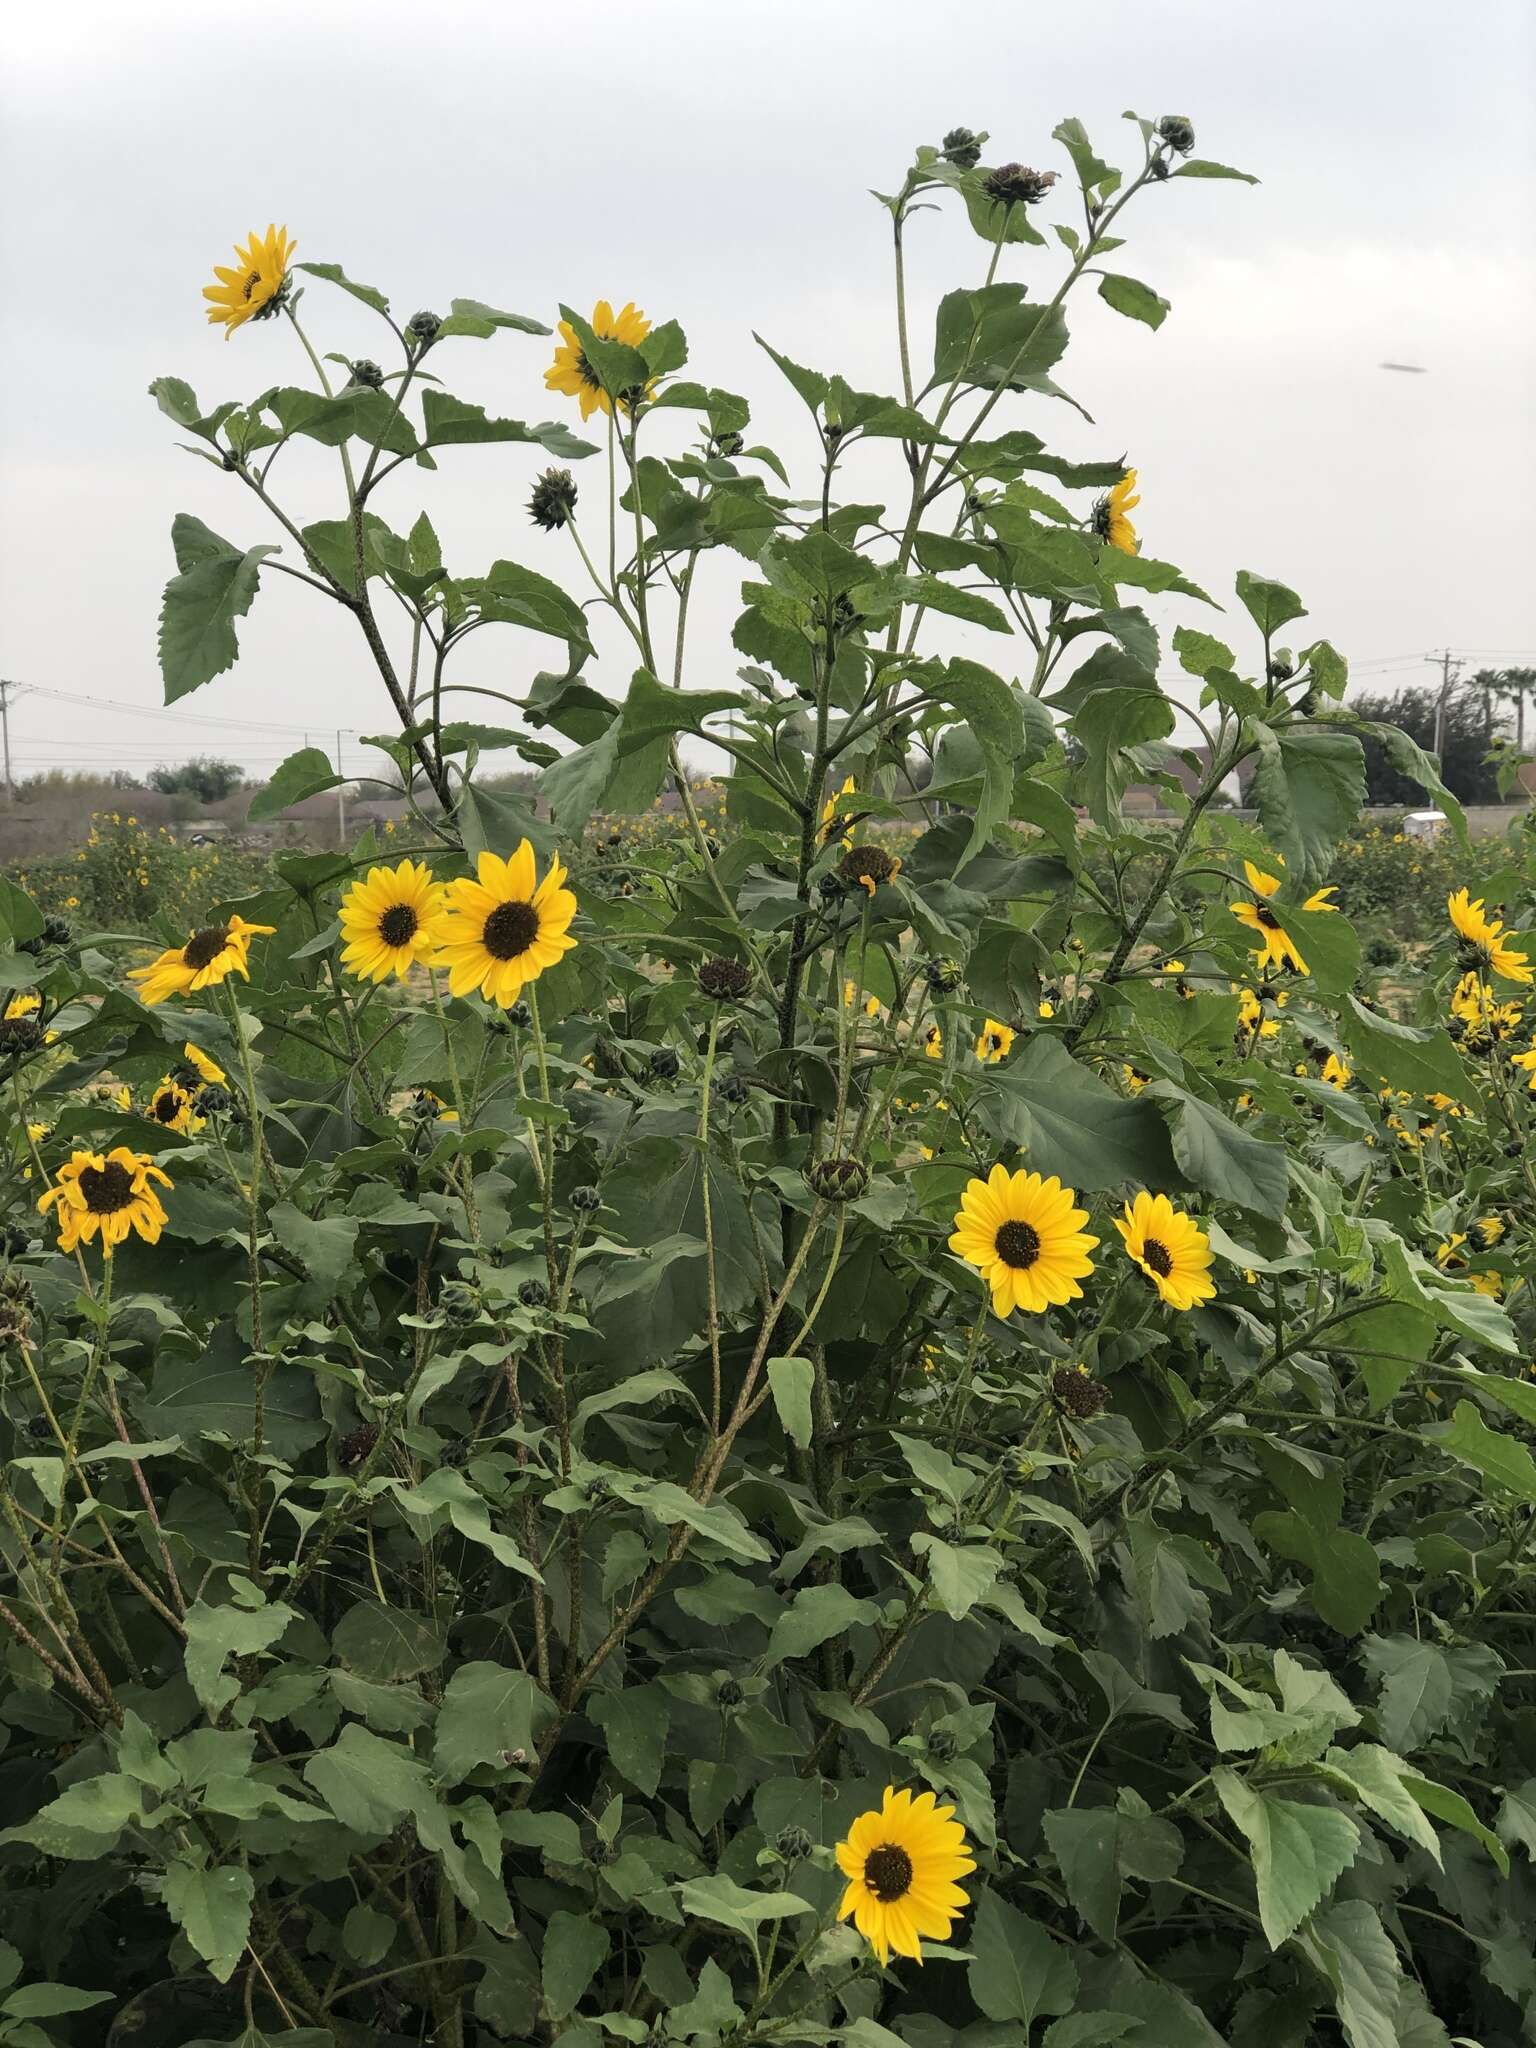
835;1786;975;1967
203;224;296;337
38;1147;173;1257
922;1025;943;1061
1114;1191;1216;1312
1321;1052;1351;1090
1436;1233;1467;1271
821;775;858;841
1037;998;1055;1020
974;1019;1015;1064
182;1043;227;1088
1447;888;1531;983
1122;1064;1149;1094
544;298;656;420
129;915;275;1006
1511;1044;1536;1090
1230;862;1309;976
1468;1271;1504;1299
1093;469;1140;555
145;1077;204;1138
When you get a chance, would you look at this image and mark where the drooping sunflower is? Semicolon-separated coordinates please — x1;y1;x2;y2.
1321;1052;1352;1090
340;860;446;983
1447;888;1532;983
431;843;577;1006
3;992;57;1045
203;224;296;337
974;1019;1015;1063
949;1166;1099;1316
146;1076;204;1138
181;1043;227;1088
38;1147;173;1257
544;299;655;420
835;1785;975;1968
129;915;275;1006
1114;1191;1216;1311
1092;469;1141;555
1229;862;1312;975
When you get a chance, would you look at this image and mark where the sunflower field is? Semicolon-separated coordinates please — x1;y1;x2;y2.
4;111;1536;2048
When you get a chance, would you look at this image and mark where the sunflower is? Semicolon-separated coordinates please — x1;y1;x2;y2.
129;915;275;1006
4;992;57;1045
1122;1063;1149;1093
1468;1270;1504;1299
1471;1213;1505;1250
949;1166;1099;1316
182;1043;227;1087
203;224;296;337
974;1019;1015;1063
922;1024;944;1060
1321;1052;1352;1090
1037;997;1055;1019
1230;862;1310;975
340;860;446;983
1436;1232;1467;1272
820;775;859;842
835;1786;975;1967
146;1077;204;1138
1092;470;1141;555
38;1147;173;1257
1512;1045;1536;1090
431;842;577;1006
1447;888;1532;983
1114;1191;1216;1311
544;299;655;420
843;981;881;1018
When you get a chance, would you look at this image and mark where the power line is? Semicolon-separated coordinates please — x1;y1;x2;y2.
15;682;368;739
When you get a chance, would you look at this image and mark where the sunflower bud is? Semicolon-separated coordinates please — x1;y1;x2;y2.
508;1000;532;1029
38;917;72;952
439;1280;480;1319
717;1073;749;1105
1052;1364;1109;1420
926;1728;958;1762
716;1677;744;1708
571;1185;602;1213
808;1156;869;1203
406;309;442;346
1156;114;1196;156
0;1272;34;1346
775;1824;814;1862
983;163;1058;206
336;1423;380;1470
0;1017;43;1057
518;1277;550;1309
941;126;983;170
649;1047;680;1081
195;1085;233;1117
1266;656;1294;683
924;957;963;993
712;431;744;457
348;358;385;390
528;467;578;532
698;955;752;1002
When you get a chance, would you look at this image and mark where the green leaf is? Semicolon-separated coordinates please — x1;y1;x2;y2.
1341;996;1469;1100
967;1887;1078;2025
765;1585;879;1669
419;390;595;460
674;1874;814;1935
1153;1085;1287;1219
161;1860;254;1984
1249;727;1367;885
977;1036;1181;1193
159;515;277;702
1300;1900;1408;2048
589;1686;670;1798
184;1598;295;1714
1401;1772;1507;1873
434;1663;558;1784
464;558;595;654
751;334;829;413
1175;158;1260;183
923;658;1027;868
1234;569;1306;640
1069;683;1176;828
332;1601;446;1683
1;1984;113;2018
1320;1745;1442;1864
1211;1768;1360;1948
295;259;390;311
1438;1399;1536;1502
1043;1795;1183;1941
911;1535;1002;1620
541;1910;608;2020
438;296;551;338
1351;718;1469;850
247;746;343;822
1095;272;1170;329
1173;625;1236;678
765;1354;814;1451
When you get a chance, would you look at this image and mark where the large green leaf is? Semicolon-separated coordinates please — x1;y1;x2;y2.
1212;1769;1360;1948
1043;1794;1183;1941
967;1888;1078;2025
160;1861;254;1985
1152;1085;1287;1219
158;515;277;702
1249;727;1367;885
977;1037;1181;1192
247;746;344;822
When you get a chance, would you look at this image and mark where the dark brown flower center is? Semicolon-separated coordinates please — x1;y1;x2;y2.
863;1843;914;1903
243;272;262;300
379;903;418;947
482;899;540;962
152;1091;182;1125
1254;905;1280;930
995;1219;1041;1269
78;1161;135;1215
841;845;896;886
183;925;231;970
1141;1238;1174;1277
575;349;601;391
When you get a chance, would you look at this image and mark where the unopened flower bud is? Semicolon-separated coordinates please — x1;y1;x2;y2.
924;957;962;993
984;163;1058;206
716;1677;745;1707
571;1185;602;1213
649;1046;680;1080
1157;114;1196;156
528;467;578;532
508;1000;532;1029
0;1017;42;1056
348;359;385;389
941;126;983;170
406;309;442;345
518;1277;550;1308
775;1824;814;1862
808;1156;869;1203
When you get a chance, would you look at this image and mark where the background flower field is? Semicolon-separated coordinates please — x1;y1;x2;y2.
2;106;1536;2048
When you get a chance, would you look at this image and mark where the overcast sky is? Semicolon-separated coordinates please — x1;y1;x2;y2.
2;0;1533;792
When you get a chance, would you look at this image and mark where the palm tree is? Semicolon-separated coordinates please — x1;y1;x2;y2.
1499;666;1536;750
1470;668;1503;749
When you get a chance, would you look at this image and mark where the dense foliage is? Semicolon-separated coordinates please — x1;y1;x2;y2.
4;109;1536;2048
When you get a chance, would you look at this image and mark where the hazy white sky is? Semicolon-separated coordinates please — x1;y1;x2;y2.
1;0;1533;789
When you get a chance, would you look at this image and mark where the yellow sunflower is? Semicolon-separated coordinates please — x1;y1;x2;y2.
1092;469;1140;555
1321;1052;1352;1090
431;842;577;1006
835;1786;975;1967
1230;862;1310;975
949;1166;1099;1316
203;224;296;337
340;860;446;983
4;992;57;1045
129;915;275;1006
1468;1270;1504;1299
1122;1063;1149;1093
821;775;859;841
1472;1213;1505;1249
544;298;655;420
145;1077;204;1138
1114;1191;1216;1311
182;1043;227;1087
1436;1232;1467;1271
1447;888;1532;983
974;1019;1015;1063
38;1147;173;1257
1512;1045;1536;1090
922;1024;944;1060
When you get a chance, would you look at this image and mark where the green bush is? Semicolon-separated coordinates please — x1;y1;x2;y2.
2;110;1535;2048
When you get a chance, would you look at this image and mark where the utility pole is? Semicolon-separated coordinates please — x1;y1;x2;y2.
335;729;347;845
0;680;18;800
1426;648;1462;759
